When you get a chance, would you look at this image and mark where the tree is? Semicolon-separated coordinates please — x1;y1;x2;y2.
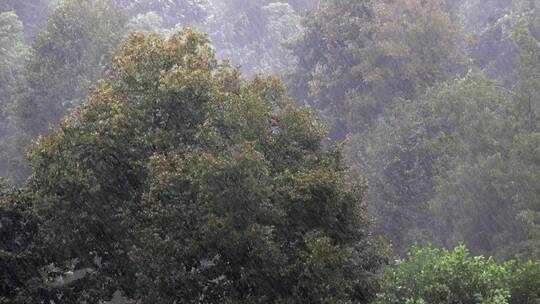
24;30;386;303
0;0;59;42
356;70;509;255
6;0;127;185
431;11;540;260
0;179;43;303
209;0;303;75
0;11;28;184
115;0;209;28
288;0;464;140
15;0;127;139
375;245;540;304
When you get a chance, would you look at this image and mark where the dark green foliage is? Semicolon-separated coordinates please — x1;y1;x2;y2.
0;180;42;303
21;30;385;303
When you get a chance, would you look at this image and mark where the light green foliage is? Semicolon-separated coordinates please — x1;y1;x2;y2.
509;261;540;304
23;30;385;303
376;245;514;304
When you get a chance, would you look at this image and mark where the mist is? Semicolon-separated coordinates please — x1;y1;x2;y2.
0;0;539;303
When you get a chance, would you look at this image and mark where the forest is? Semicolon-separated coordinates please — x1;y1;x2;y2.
0;0;539;303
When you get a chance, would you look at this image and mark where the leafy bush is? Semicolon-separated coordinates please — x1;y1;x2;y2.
376;245;540;304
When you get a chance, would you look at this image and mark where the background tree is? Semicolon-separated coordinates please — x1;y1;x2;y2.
0;0;60;42
359;71;510;255
15;0;127;139
288;0;464;140
208;0;303;75
114;0;209;28
0;12;28;185
3;0;127;185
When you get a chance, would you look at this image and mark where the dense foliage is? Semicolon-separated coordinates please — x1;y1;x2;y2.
0;11;27;184
0;0;540;302
289;0;540;259
288;0;464;139
376;245;540;304
0;30;386;303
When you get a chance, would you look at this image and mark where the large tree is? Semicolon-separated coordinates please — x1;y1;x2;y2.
21;30;385;303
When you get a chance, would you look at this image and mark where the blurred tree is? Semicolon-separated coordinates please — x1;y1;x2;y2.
365;10;540;259
358;71;509;256
6;0;127;185
432;12;540;260
209;0;302;75
115;0;209;28
15;0;127;139
0;12;28;185
288;0;464;140
0;0;60;42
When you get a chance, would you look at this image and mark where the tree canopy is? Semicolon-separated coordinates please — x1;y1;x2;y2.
0;30;387;303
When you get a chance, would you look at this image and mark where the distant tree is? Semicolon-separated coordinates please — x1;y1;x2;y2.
288;0;464;140
15;0;127;139
0;0;59;42
431;13;540;260
363;9;540;259
0;11;28;184
24;30;386;303
358;70;509;256
5;0;127;185
115;0;209;28
209;0;303;75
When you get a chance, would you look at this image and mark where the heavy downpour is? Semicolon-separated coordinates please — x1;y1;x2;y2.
0;0;539;303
